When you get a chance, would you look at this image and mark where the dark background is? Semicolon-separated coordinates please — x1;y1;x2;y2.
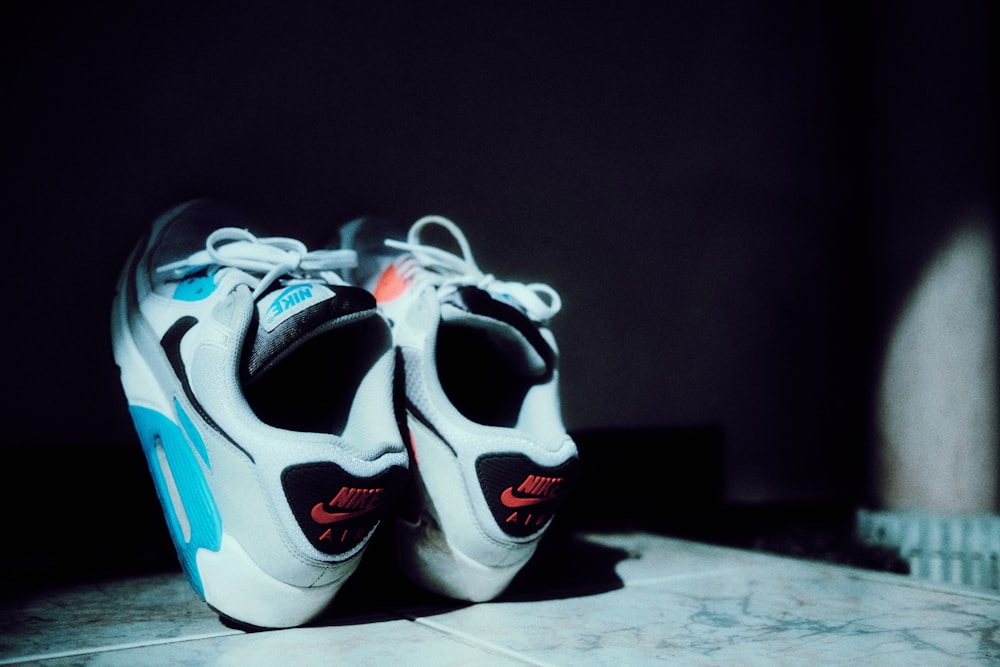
4;1;997;516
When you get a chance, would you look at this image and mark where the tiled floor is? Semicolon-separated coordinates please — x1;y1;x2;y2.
2;531;998;665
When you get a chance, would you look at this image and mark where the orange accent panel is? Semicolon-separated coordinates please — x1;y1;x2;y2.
373;265;412;303
408;432;419;467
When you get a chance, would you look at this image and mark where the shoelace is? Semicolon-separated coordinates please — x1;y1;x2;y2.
384;215;561;322
157;227;358;299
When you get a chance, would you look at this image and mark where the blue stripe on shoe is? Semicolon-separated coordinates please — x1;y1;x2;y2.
172;272;217;301
129;405;223;598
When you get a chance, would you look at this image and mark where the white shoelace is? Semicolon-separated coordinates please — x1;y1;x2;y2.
157;227;358;299
384;215;562;322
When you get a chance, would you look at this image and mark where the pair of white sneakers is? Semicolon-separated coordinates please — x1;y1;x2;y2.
111;200;578;629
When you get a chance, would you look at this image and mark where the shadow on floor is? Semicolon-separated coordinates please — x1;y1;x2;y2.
306;520;631;629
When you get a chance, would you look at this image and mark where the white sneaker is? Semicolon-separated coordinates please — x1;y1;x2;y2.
340;215;578;601
111;200;408;628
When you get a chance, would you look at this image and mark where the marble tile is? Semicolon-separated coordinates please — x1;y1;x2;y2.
401;533;1000;666
0;572;231;662
578;531;779;584
0;572;529;666
16;623;531;667
3;532;998;666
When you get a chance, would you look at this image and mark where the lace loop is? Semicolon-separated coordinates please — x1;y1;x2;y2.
384;216;561;322
157;227;357;298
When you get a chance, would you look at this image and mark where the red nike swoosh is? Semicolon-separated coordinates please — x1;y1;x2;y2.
310;503;371;524
500;487;556;508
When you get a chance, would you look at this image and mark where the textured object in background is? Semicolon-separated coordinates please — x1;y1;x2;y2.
856;509;1000;591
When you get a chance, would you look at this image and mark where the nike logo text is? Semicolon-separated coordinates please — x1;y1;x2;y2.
500;474;564;508
310;486;385;524
266;285;315;323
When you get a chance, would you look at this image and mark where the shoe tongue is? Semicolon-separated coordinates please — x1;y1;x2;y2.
338;217;409;291
242;282;377;383
440;286;556;379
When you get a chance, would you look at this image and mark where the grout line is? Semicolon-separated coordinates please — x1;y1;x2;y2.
404;615;559;667
844;567;1000;600
0;630;244;665
621;567;740;587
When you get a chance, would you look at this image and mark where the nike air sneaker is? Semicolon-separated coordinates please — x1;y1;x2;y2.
340;215;578;601
111;200;408;628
